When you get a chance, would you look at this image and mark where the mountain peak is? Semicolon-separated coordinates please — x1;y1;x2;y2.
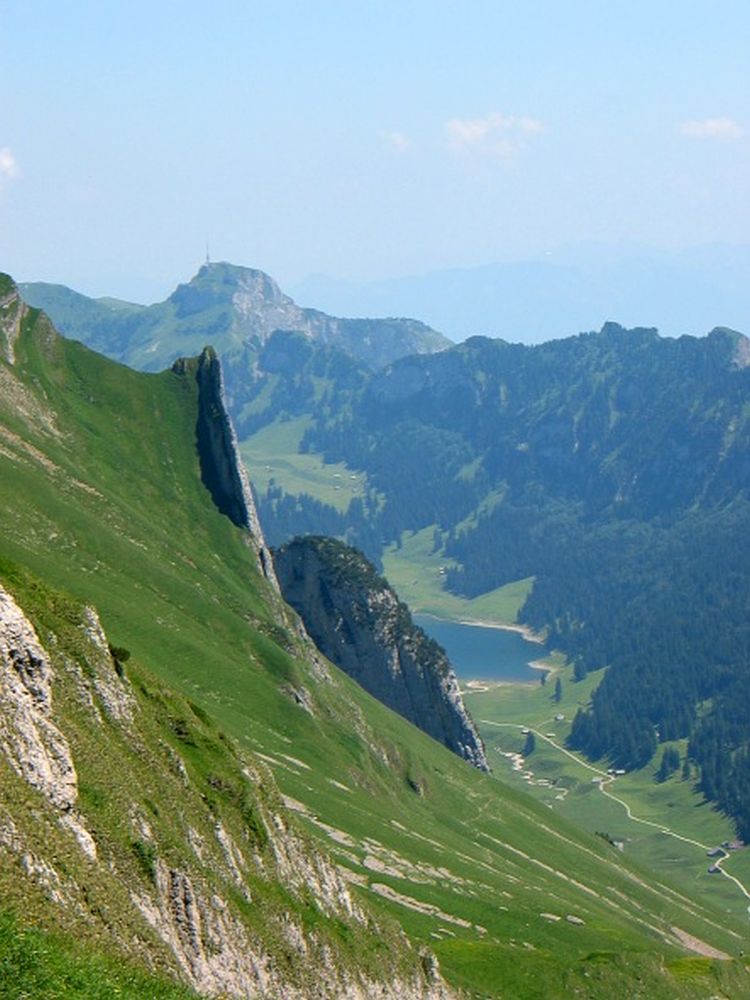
168;261;291;319
194;260;285;296
705;326;750;368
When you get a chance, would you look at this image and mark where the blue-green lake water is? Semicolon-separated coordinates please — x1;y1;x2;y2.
414;614;543;682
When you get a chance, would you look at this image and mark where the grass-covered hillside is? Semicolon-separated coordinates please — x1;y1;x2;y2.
0;561;429;998
1;275;749;998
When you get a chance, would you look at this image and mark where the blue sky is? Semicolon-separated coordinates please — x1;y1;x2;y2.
1;1;748;302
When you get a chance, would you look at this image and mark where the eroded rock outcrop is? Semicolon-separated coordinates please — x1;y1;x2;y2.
274;537;488;771
0;276;24;365
0;580;457;999
134;857;455;1000
0;585;77;811
172;347;279;589
0;585;99;860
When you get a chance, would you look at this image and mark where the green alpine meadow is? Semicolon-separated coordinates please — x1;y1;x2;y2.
2;273;750;999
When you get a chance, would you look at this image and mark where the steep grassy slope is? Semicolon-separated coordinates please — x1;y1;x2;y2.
0;280;442;999
0;911;197;1000
1;278;748;997
0;565;431;998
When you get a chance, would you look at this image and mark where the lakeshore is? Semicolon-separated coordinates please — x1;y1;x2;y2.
453;618;546;645
414;613;547;683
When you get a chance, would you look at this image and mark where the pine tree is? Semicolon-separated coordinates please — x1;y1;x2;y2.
656;746;680;782
554;677;562;703
573;657;588;682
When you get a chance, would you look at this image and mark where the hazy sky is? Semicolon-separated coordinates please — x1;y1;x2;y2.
1;1;748;302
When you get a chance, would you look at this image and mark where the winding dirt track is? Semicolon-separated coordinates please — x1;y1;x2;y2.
481;719;750;905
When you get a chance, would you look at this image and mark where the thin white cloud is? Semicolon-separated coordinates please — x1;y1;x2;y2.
445;113;543;158
380;130;412;152
678;117;745;139
0;148;19;180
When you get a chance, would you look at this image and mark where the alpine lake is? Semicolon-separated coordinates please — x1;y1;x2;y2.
413;614;544;683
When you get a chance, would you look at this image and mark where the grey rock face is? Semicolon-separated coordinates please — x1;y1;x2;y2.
0;584;78;811
188;262;450;370
0;585;99;860
173;347;279;590
0;279;24;365
135;854;457;1000
274;537;488;771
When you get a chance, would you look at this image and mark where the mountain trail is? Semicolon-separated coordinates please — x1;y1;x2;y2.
482;719;750;907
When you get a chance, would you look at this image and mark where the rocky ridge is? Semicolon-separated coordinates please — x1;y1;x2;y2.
0;575;456;999
273;536;488;771
0;276;24;365
173;346;279;590
0;585;79;813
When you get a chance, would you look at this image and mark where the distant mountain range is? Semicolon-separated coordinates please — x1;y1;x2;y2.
290;243;750;343
20;262;448;428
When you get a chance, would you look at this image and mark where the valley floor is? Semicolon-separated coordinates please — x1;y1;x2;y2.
465;672;750;929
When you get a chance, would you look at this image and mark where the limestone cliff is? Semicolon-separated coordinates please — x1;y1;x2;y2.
0;577;457;999
172;347;279;589
0;274;25;364
273;537;488;771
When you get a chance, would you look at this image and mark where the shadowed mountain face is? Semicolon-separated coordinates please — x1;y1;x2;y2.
331;324;750;521
255;323;750;573
274;536;488;772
